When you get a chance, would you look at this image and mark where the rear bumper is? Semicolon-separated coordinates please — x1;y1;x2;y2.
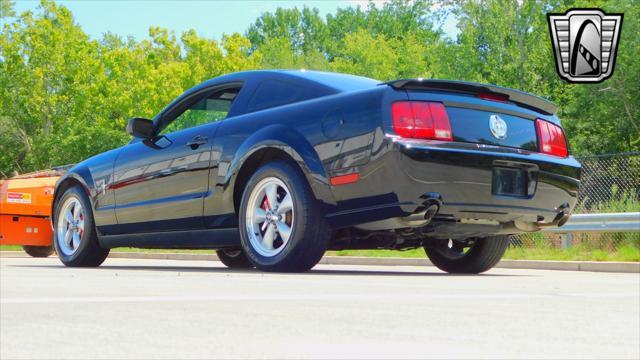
325;138;580;229
392;139;581;223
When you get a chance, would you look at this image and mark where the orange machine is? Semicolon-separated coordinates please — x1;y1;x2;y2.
0;168;65;257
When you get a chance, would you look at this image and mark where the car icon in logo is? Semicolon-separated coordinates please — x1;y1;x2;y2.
489;115;507;140
548;8;623;83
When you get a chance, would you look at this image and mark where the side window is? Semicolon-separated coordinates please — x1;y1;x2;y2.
246;79;309;112
161;87;239;134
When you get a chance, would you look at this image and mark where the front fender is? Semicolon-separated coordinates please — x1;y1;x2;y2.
227;124;335;205
50;145;122;228
51;167;95;227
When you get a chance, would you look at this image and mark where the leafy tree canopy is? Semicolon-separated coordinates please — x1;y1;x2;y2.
0;0;638;177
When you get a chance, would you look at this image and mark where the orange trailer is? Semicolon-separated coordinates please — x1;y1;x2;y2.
0;168;66;257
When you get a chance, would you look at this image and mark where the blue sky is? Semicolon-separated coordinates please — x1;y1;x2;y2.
11;0;458;41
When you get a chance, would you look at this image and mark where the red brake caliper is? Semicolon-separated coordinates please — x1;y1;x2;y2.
261;196;271;232
262;196;271;211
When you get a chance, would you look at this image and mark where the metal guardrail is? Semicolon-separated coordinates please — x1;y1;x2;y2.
542;212;640;233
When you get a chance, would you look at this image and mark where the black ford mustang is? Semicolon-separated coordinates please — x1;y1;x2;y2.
52;70;580;273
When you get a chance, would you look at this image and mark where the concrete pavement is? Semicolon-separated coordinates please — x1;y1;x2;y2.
4;251;638;272
1;257;639;359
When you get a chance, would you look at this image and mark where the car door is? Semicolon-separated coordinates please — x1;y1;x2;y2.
112;85;241;233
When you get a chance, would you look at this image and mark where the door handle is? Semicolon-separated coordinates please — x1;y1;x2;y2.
186;135;208;149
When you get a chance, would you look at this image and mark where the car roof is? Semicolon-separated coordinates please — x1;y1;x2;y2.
197;69;380;93
156;70;381;120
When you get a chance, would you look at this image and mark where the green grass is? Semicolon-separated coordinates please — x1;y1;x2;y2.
327;244;640;262
3;244;638;262
503;244;639;262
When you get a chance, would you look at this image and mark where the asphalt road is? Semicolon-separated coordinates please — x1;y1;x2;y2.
1;257;639;359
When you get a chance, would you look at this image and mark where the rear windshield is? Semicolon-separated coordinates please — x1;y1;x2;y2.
296;71;379;92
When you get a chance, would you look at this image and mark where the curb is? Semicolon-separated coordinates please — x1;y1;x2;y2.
2;250;639;273
495;259;640;273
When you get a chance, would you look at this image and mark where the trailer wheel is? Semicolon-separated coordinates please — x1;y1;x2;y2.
22;245;54;258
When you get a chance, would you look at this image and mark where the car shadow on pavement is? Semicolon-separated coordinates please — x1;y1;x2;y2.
9;264;525;277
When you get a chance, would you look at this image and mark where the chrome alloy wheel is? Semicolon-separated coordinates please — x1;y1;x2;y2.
245;177;294;257
56;196;86;256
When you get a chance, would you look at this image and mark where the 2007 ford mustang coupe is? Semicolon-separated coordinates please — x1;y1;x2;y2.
52;70;580;273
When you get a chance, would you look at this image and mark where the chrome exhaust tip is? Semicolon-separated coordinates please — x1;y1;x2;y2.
423;204;439;223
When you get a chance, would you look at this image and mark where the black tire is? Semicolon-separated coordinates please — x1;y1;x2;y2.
424;235;510;274
22;245;54;258
238;160;330;272
53;185;109;267
216;249;254;269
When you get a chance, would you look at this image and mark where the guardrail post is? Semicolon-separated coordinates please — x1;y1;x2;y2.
559;233;573;249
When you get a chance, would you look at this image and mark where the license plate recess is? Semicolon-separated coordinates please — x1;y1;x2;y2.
492;167;530;197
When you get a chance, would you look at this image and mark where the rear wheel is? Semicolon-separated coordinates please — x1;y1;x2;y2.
216;249;253;269
53;186;109;267
424;235;509;274
239;161;330;272
22;245;54;258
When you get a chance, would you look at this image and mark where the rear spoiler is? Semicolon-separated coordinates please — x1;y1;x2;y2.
384;79;557;115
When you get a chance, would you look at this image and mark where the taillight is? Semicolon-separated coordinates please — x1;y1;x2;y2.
391;101;452;141
535;118;568;158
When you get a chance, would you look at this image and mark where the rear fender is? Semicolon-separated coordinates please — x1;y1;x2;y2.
227;124;335;205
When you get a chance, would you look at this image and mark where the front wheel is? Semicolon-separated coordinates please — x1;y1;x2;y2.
53;185;109;267
239;160;330;272
424;235;510;274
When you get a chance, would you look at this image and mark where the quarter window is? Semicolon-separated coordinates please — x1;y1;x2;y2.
246;79;312;112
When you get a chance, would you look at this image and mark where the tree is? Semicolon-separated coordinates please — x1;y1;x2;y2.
561;0;640;154
0;0;637;177
446;0;639;155
0;0;260;176
0;0;15;18
0;0;108;172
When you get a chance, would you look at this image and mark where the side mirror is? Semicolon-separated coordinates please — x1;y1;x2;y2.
126;117;154;139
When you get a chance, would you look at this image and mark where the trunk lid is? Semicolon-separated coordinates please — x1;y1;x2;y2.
446;107;538;151
386;79;559;152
